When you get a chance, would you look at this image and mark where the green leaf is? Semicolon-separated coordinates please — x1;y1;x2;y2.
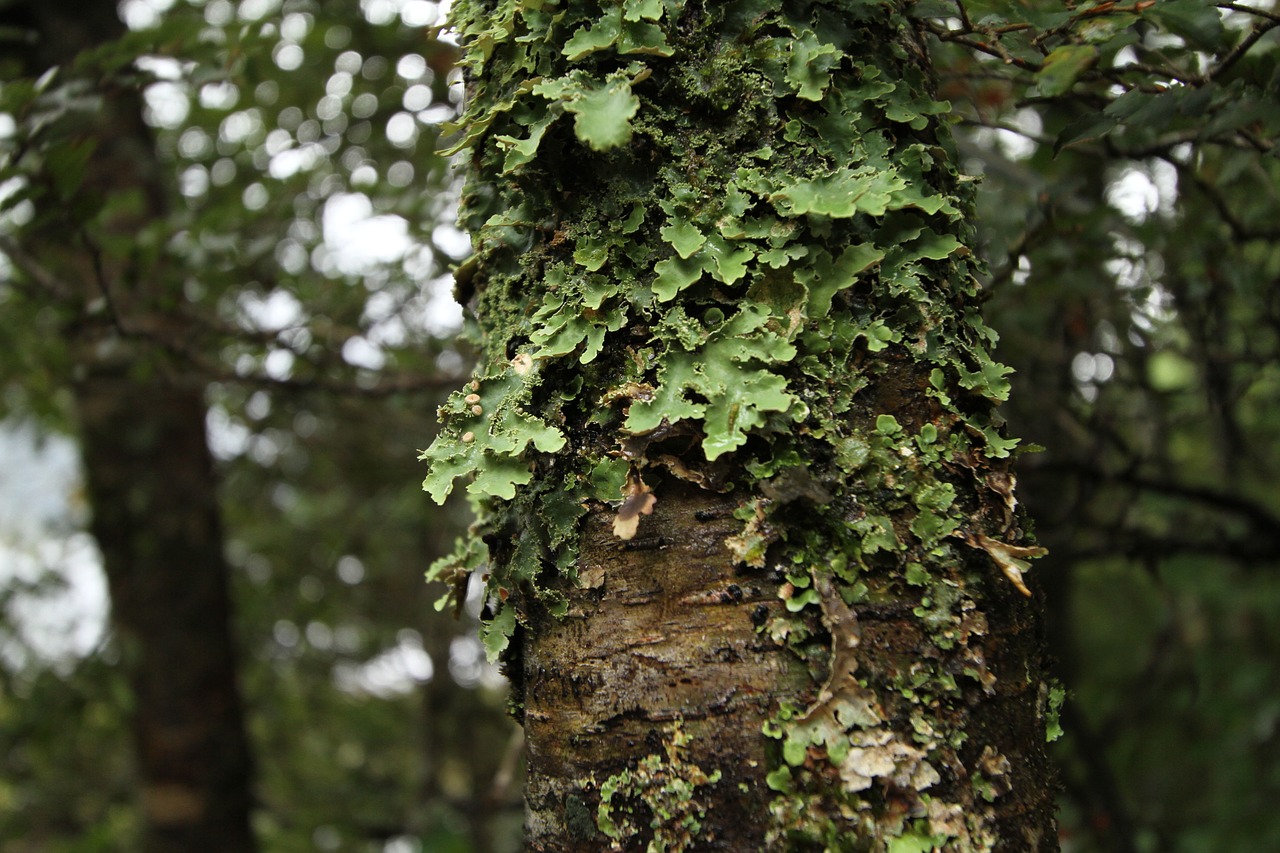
957;351;1014;402
702;235;754;285
765;765;794;793
910;230;963;261
852;513;901;553
566;78;640;151
887;828;949;853
563;7;622;60
481;603;517;661
589;458;628;501
1036;44;1097;97
772;168;908;218
1054;111;1118;154
859;322;896;353
45;139;97;202
574;236;611;271
469;453;534;500
1146;0;1227;51
782;731;809;766
496;111;558;172
787;32;842;101
617;20;673;56
876;414;901;434
979;426;1020;459
421;373;567;502
653;253;706;301
624;0;664;21
661;220;707;259
803;243;885;315
625;306;798;459
1045;683;1066;742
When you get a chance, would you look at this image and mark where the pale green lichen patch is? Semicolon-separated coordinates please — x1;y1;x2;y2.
420;364;566;503
595;724;723;852
424;0;1049;846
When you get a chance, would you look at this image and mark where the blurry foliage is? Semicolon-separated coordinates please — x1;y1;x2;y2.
925;1;1280;850
1;0;519;851
0;0;1279;851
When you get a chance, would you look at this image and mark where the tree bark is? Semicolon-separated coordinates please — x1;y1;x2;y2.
75;373;257;853
522;483;808;850
4;2;258;849
426;0;1059;848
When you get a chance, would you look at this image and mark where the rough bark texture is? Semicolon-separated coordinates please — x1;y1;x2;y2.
5;2;259;849
522;483;807;850
424;0;1059;849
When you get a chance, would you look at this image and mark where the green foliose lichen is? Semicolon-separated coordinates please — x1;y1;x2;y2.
595;723;722;852
423;0;1048;846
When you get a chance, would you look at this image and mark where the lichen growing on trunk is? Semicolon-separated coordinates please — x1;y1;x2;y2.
422;0;1058;848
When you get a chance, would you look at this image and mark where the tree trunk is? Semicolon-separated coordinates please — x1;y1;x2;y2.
5;3;259;849
425;0;1059;849
75;373;257;853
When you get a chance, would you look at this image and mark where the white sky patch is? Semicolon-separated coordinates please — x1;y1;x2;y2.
207;403;252;461
143;81;191;129
269;144;325;179
996;108;1042;161
0;176;32;230
342;336;386;370
447;633;506;690
134;55;184;81
423;275;465;336
274;42;305;72
238;0;282;22
199;81;240;111
432;221;471;261
264;348;296;380
1222;1;1271;28
0;423;108;671
1107;235;1174;332
1071;351;1116;385
333;629;434;697
1107;163;1179;223
239;288;304;332
1112;46;1138;68
120;0;177;30
1108;169;1159;222
322;192;411;276
400;0;439;27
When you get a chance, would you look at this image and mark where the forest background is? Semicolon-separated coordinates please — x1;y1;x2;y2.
1;0;1278;851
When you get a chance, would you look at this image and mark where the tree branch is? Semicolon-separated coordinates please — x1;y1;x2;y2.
0;233;76;301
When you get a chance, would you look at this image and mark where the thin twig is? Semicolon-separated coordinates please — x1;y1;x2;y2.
1208;19;1280;82
1216;2;1280;25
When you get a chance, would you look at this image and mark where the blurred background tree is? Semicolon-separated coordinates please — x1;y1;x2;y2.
0;1;1277;852
1;0;520;851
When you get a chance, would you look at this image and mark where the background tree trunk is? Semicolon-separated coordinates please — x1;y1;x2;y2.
75;373;257;853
